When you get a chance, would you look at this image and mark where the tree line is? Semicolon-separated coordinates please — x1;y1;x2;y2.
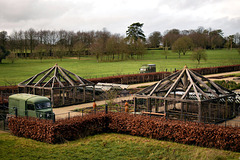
0;24;240;63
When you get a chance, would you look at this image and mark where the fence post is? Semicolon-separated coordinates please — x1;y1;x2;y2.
53;113;55;123
68;112;70;119
105;104;108;114
3;118;5;130
15;107;18;117
82;109;83;117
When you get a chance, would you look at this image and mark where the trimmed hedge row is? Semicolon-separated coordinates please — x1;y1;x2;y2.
88;64;240;84
8;112;240;152
108;113;240;152
8;113;108;143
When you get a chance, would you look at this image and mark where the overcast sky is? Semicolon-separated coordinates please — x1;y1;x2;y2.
0;0;239;37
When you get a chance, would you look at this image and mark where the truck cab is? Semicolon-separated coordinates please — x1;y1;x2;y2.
8;94;54;119
139;64;156;73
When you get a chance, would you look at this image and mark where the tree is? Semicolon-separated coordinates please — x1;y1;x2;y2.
34;44;46;62
90;38;105;62
73;41;86;60
162;29;181;48
237;48;240;55
172;36;193;58
189;27;208;48
0;46;10;63
161;47;170;59
225;35;234;50
126;22;146;43
0;31;8;47
147;31;162;48
7;52;17;64
126;23;146;59
208;29;224;49
191;47;207;64
234;32;240;47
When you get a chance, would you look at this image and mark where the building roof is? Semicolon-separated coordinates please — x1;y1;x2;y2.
137;65;235;102
18;64;94;89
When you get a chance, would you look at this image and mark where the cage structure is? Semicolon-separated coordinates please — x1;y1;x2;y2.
134;65;237;123
18;64;96;107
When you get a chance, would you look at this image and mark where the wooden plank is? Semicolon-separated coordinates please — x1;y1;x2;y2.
142;111;165;116
58;65;75;86
21;67;51;85
188;70;219;98
164;69;186;98
42;76;54;87
186;69;201;101
55;76;64;87
181;83;193;99
34;66;55;86
62;68;85;84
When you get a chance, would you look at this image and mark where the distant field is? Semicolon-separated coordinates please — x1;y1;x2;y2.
0;132;239;160
0;49;239;86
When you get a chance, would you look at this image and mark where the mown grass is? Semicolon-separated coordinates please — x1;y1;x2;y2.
0;49;239;86
0;132;239;160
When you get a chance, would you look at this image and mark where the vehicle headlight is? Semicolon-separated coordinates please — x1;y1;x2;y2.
47;113;50;117
40;114;43;118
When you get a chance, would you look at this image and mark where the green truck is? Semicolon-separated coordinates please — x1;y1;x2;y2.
8;93;54;120
139;64;156;73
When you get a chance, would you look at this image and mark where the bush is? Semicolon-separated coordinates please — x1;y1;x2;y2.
8;112;240;152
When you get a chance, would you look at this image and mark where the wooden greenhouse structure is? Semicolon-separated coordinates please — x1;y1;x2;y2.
134;65;237;123
18;64;95;107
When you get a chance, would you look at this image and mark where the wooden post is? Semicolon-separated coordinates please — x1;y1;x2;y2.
73;87;76;103
164;100;168;117
181;102;184;120
147;98;151;112
225;98;228;118
198;102;202;122
217;101;220;119
208;103;211;122
83;87;86;102
62;89;65;105
134;97;137;113
155;99;158;113
233;96;236;116
93;85;95;100
51;89;54;107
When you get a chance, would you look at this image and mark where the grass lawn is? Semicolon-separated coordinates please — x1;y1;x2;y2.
0;132;239;160
0;49;239;86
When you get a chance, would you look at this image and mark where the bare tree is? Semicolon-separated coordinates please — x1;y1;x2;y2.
191;47;207;64
163;29;181;48
73;41;86;60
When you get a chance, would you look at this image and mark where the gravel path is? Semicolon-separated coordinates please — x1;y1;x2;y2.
53;96;134;119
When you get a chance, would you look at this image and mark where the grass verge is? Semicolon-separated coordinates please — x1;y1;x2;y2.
0;132;239;160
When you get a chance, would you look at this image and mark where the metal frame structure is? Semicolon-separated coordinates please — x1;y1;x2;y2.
134;65;236;123
18;64;95;107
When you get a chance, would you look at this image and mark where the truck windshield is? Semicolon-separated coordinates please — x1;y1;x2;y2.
35;102;51;110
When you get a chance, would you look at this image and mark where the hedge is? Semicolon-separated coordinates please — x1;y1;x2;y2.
8;112;240;152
